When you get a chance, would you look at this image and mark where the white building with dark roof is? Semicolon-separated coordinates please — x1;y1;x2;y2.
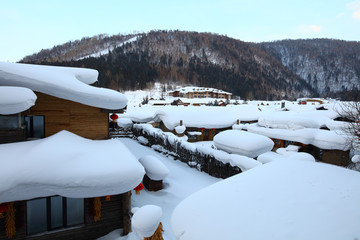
168;86;232;100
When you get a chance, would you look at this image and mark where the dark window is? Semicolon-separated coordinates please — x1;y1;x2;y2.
27;198;47;235
27;197;84;235
25;115;44;139
66;198;84;226
50;196;63;229
0;114;22;129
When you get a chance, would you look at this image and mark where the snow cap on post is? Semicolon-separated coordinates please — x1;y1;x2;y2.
138;155;169;181
132;205;162;239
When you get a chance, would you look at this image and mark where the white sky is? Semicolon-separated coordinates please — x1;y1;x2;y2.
1;0;360;62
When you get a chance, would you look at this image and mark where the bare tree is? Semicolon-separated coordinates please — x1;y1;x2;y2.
336;101;360;170
337;101;360;152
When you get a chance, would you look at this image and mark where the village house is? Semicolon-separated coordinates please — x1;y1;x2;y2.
151;106;261;142
0;62;145;240
247;108;351;166
168;87;232;100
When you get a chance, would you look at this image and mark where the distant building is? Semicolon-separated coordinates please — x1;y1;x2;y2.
168;87;232;100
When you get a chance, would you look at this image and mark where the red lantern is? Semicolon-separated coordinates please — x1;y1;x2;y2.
0;203;8;213
110;113;118;122
134;183;144;195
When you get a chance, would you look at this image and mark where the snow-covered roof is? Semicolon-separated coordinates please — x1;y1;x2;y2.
0;62;128;110
168;86;231;95
0;86;37;114
171;160;360;240
258;107;338;129
213;130;274;158
0;130;145;202
152;106;262;130
247;124;350;150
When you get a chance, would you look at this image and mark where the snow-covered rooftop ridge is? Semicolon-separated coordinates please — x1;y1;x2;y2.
0;62;128;110
152;105;262;130
0;130;145;202
168;86;231;95
0;86;37;114
258;107;339;129
171;160;360;240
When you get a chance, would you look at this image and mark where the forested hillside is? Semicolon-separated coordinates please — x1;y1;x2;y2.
21;30;360;100
259;39;360;99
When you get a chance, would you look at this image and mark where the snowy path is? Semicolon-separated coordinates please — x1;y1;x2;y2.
101;138;220;240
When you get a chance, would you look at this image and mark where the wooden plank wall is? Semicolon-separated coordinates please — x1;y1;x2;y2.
23;92;109;140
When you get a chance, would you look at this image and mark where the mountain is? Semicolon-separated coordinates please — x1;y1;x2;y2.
21;33;139;63
21;30;358;100
259;39;360;99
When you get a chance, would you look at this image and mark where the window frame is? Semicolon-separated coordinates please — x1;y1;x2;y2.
26;196;85;236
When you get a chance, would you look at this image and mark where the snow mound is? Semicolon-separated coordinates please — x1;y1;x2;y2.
0;86;37;114
137;136;149;145
0;130;145;202
138;155;169;181
132;205;162;238
232;123;245;130
175;125;186;134
352;155;360;163
213;130;274;158
117;118;133;129
171;160;360;240
258;151;315;163
0;62;127;110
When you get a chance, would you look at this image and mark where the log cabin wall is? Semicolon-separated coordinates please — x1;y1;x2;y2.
321;150;350;166
23;92;109;140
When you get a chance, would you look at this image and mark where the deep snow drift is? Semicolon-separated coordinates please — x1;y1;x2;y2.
171;160;360;240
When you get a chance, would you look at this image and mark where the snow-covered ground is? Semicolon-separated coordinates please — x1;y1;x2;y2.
98;138;219;240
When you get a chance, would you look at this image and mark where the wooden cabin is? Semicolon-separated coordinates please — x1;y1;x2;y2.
0;63;138;240
270;138;350;166
22;92;112;140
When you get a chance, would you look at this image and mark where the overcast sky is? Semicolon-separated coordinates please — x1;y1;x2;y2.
1;0;360;62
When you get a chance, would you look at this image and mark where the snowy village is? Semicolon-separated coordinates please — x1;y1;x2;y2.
1;1;360;239
0;61;359;240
